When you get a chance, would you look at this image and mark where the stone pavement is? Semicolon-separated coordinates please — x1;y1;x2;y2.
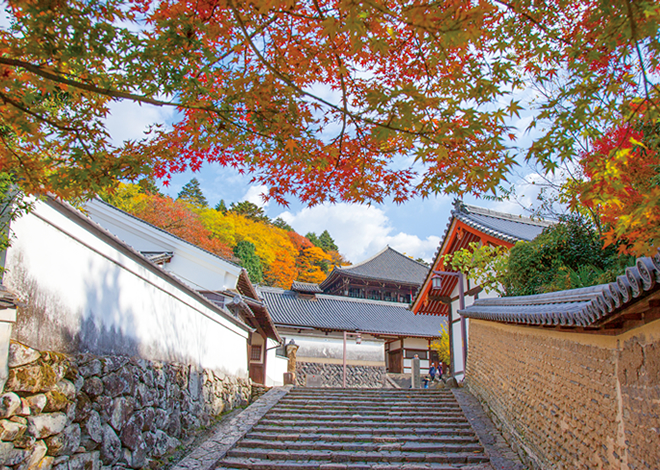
173;386;525;470
451;389;525;470
172;386;292;470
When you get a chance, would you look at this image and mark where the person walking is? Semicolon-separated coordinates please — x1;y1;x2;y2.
429;362;438;382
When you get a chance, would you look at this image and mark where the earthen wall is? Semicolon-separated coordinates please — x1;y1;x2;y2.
466;319;660;470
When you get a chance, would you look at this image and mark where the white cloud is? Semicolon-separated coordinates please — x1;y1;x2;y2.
106;101;175;146
278;203;441;263
242;185;269;208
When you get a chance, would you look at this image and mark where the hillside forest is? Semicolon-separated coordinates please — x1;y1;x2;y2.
101;180;349;288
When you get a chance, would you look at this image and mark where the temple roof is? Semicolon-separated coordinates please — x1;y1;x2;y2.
259;287;444;338
291;281;323;294
320;246;429;289
450;201;553;244
411;201;555;316
459;255;660;331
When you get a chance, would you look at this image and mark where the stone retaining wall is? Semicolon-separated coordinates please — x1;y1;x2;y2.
0;341;251;469
296;362;385;388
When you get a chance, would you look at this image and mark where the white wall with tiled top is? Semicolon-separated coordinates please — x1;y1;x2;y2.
4;199;250;376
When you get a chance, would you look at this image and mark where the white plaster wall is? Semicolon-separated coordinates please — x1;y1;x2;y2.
283;332;385;364
84;199;241;292
4;200;249;376
265;338;287;386
402;337;430;373
450;277;499;380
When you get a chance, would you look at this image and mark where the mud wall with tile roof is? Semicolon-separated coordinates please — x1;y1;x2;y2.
465;319;660;470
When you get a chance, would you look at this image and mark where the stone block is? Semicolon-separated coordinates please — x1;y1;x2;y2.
26;395;47;415
27;413;67;439
16;439;47;470
119;415;143;451
0;393;21;419
45;424;81;456
8;343;41;368
109;397;135;432
0;441;30;466
73;393;92;423
77;361;101;379
81;378;103;399
5;363;60;394
82;411;102;445
0;419;26;441
100;425;120;466
68;452;100;470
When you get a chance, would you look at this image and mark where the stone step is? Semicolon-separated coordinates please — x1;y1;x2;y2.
274;402;460;409
270;409;462;417
214;388;489;470
236;439;485;453
280;395;455;401
244;432;480;445
256;418;470;427
251;424;476;435
224;448;489;464
272;404;462;412
217;458;470;469
267;407;465;414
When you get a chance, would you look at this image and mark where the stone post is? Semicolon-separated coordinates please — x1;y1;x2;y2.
283;340;299;385
411;354;421;389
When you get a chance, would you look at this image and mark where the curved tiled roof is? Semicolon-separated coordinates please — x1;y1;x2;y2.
411;201;553;314
291;281;323;294
259;287;444;338
320;246;429;288
452;201;553;244
459;255;660;328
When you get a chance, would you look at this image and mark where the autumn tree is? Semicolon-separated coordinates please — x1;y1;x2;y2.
102;185;232;258
177;178;207;207
3;0;658;253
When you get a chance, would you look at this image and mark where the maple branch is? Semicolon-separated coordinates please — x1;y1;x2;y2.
227;1;436;141
0;90;80;133
0;57;239;116
492;0;572;48
0;132;39;186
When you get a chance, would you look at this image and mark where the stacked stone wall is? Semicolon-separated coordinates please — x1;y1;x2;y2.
0;341;251;470
296;362;385;388
466;319;660;470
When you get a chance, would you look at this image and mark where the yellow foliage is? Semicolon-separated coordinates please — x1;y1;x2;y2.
429;325;450;365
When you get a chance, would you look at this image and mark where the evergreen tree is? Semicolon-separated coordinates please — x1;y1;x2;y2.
233;240;263;283
177;178;208;206
228;201;270;223
305;232;320;247
272;217;294;232
318;230;338;252
215;199;227;213
137;177;163;196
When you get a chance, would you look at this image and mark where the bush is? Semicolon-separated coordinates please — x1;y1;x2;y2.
504;215;634;296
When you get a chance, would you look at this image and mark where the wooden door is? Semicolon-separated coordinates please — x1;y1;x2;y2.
249;363;265;384
388;349;403;373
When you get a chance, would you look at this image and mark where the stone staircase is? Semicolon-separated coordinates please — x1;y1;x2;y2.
216;387;490;469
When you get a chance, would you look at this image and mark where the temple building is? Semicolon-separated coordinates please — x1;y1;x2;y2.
411;200;553;379
320;246;429;304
